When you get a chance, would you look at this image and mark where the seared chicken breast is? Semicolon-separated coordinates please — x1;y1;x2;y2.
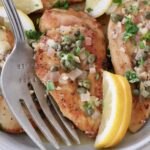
35;9;106;136
42;0;83;9
108;0;150;132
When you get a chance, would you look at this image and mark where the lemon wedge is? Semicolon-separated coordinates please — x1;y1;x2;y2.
0;0;43;14
0;7;35;31
95;71;132;148
85;0;113;18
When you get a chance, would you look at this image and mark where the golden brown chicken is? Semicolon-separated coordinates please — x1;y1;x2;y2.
108;0;150;132
35;9;106;136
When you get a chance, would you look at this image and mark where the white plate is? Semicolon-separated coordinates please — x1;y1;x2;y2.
0;119;150;150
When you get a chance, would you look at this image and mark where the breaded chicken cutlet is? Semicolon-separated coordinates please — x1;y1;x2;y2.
35;9;106;136
108;0;150;132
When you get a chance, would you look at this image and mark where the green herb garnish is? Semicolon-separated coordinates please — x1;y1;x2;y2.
142;0;150;5
136;57;145;66
125;71;140;83
46;81;55;91
143;31;150;41
74;47;81;55
61;53;78;71
53;0;69;9
123;17;139;41
139;41;145;49
113;0;122;4
86;8;93;13
25;30;43;41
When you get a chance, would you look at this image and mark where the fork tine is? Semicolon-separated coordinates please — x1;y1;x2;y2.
21;85;59;149
1;95;46;150
49;95;80;144
30;79;72;146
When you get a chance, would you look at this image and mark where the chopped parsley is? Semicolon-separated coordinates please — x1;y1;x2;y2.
123;17;139;41
113;0;122;4
142;0;150;5
86;8;93;13
74;47;81;55
139;41;146;49
25;30;43;41
136;57;145;66
46;81;55;91
53;0;69;9
143;31;150;41
125;71;140;83
61;53;78;71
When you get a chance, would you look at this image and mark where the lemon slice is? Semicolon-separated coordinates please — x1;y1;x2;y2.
106;75;132;147
0;0;43;14
94;71;132;148
85;0;113;18
0;7;35;31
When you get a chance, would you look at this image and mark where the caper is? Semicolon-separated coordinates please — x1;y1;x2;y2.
111;13;123;23
83;101;94;116
77;87;87;94
64;45;70;51
61;59;76;71
78;79;91;89
145;11;150;20
145;46;150;52
85;107;94;116
57;51;65;58
74;30;80;37
88;54;96;64
50;65;59;72
133;89;140;96
82;80;91;89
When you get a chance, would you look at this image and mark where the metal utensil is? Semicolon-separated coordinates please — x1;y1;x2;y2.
1;0;80;149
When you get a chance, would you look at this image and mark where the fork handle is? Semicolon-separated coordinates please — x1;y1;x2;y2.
2;0;25;41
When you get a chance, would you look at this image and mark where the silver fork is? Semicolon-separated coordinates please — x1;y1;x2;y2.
1;0;80;149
